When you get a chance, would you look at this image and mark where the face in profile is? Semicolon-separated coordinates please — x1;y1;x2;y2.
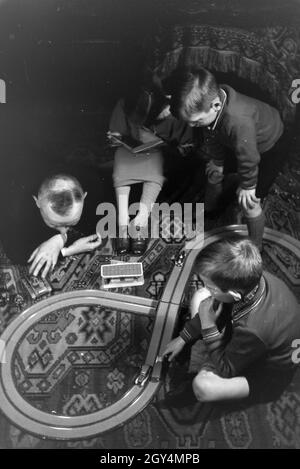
186;108;218;127
184;97;222;128
200;275;238;303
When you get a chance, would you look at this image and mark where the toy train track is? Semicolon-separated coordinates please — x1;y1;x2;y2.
0;226;298;439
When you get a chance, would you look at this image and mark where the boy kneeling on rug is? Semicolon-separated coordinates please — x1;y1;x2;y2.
162;235;300;403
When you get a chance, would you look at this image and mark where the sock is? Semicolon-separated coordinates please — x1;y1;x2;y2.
245;211;265;250
115;185;130;236
133;181;162;227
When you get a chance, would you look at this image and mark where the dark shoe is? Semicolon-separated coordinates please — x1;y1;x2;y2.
131;226;148;255
160;376;198;409
115;237;130;255
116;226;130;255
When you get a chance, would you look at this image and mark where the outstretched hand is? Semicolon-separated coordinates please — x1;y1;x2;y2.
237;187;260;211
28;234;64;279
64;234;102;256
161;336;186;362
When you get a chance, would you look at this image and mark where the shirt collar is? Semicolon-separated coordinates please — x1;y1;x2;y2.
232;276;266;321
208;88;227;131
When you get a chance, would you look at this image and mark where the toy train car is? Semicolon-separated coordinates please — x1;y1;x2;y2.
100;262;144;289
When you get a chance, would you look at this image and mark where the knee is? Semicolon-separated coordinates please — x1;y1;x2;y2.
192;372;215;403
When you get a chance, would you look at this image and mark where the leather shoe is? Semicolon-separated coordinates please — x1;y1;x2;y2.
131;226;148;255
159;377;198;408
116;226;130;255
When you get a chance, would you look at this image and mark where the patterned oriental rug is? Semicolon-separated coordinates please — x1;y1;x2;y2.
0;146;299;449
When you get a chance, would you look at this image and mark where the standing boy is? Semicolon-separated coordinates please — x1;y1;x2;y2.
171;67;285;249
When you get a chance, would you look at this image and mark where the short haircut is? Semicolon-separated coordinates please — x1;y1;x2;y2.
172;67;221;119
38;174;84;217
194;234;263;295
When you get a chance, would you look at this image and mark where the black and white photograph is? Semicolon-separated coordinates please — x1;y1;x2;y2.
0;0;299;453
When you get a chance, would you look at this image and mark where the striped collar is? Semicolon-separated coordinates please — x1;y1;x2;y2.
207;88;227;131
232;276;266;323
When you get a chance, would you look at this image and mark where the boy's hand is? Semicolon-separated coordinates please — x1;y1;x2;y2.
63;234;102;256
199;296;222;329
237;187;260;211
161;336;186;362
177;143;195;157
28;234;65;278
157;104;171;120
205;160;224;179
190;287;212;317
107;131;122;147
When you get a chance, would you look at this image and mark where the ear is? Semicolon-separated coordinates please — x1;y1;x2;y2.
83;192;87;200
33;195;40;208
212;100;222;112
228;290;242;301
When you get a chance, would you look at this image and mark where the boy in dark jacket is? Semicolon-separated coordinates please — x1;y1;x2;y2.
171;67;285;249
162;235;300;402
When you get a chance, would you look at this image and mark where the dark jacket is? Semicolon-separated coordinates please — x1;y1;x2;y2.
201;85;284;189
0;163;104;265
180;271;300;378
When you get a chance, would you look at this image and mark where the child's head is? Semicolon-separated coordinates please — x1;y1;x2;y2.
124;88;152;126
171;67;222;127
124;74;170;127
33;174;87;235
194;234;263;302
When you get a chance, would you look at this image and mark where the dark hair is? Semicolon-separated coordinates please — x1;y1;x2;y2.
171;67;220;119
194;234;263;294
124;74;170;126
124;87;151;126
38;174;84;217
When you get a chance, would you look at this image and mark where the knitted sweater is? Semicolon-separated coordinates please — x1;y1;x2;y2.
201;85;284;189
180;272;300;378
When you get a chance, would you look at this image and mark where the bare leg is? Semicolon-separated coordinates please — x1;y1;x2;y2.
133;181;162;228
115;185;130;236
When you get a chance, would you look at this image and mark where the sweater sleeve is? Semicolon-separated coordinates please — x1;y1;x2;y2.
200;132;226;165
228;117;261;189
180;314;203;343
201;324;267;378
